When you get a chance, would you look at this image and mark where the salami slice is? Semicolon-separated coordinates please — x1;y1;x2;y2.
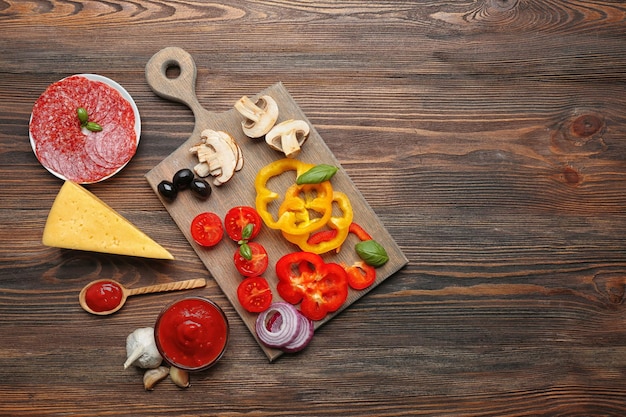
29;74;140;183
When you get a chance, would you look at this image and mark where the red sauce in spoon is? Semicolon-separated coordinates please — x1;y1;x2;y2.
154;297;229;371
84;280;124;312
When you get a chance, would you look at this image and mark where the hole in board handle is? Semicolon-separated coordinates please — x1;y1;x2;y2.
164;60;181;79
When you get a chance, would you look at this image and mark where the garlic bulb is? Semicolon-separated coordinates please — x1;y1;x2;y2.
124;327;163;369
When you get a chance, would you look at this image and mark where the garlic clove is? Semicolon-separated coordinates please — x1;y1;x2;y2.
143;366;170;391
170;366;190;388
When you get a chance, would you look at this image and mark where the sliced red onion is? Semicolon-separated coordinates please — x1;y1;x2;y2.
282;313;314;353
266;311;283;332
255;302;301;348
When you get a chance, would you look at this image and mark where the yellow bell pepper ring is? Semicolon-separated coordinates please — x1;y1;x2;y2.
277;182;334;235
255;159;334;234
282;191;354;254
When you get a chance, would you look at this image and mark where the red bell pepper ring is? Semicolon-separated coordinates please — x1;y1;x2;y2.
344;261;376;290
307;229;338;245
309;222;372;247
349;222;372;241
275;252;349;321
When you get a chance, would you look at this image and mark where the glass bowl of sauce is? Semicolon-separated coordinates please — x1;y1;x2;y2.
154;297;229;372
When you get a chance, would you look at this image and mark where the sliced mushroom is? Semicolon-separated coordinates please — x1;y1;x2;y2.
189;143;213;178
193;161;211;178
217;130;244;171
265;119;310;158
190;129;239;186
234;95;279;138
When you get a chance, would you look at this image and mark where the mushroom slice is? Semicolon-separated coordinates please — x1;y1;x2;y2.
191;129;238;186
189;144;214;164
193;161;211;178
217;131;244;171
234;95;279;138
265;119;310;158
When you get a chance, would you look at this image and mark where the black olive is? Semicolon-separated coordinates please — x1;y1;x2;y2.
173;168;194;190
157;180;178;200
190;178;212;200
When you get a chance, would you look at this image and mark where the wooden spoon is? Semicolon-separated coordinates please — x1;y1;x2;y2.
79;278;207;316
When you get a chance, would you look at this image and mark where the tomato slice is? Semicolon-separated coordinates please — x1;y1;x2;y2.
234;242;269;277
224;206;262;242
233;242;269;277
237;277;272;313
190;212;224;247
275;252;348;321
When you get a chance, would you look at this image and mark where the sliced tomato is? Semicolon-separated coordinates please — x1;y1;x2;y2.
275;252;348;321
234;242;269;277
344;261;376;290
224;206;262;242
237;276;272;313
190;212;224;247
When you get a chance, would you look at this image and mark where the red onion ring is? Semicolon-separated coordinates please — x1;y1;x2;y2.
266;310;283;332
257;303;315;352
282;312;314;353
255;302;301;348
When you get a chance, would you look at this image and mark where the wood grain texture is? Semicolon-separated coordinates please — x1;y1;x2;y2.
1;0;626;415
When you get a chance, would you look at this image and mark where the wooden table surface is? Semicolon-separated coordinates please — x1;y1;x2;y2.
2;1;625;415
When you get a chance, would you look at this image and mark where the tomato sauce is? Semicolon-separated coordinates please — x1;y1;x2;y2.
84;280;123;312
155;297;229;371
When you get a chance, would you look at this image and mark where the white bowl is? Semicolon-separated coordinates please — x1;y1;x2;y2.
29;74;141;183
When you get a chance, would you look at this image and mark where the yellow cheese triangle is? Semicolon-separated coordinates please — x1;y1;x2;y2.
42;181;174;260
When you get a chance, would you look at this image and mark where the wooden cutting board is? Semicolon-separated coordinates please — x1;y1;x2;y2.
145;47;408;361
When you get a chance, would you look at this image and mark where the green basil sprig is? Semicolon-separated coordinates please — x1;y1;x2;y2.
241;223;254;240
296;164;338;185
85;121;102;132
77;107;89;124
237;223;256;260
76;107;102;132
355;240;389;267
239;242;252;261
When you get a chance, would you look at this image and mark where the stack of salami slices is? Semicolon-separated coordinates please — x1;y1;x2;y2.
29;74;140;184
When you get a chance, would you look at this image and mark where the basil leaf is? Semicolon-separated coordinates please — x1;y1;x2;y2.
355;240;389;267
296;164;338;185
242;223;254;240
239;242;253;260
85;121;102;132
77;107;89;125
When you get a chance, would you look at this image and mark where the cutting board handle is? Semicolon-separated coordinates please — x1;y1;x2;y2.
145;47;206;116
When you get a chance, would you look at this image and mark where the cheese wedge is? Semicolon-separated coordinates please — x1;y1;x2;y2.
43;181;174;260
